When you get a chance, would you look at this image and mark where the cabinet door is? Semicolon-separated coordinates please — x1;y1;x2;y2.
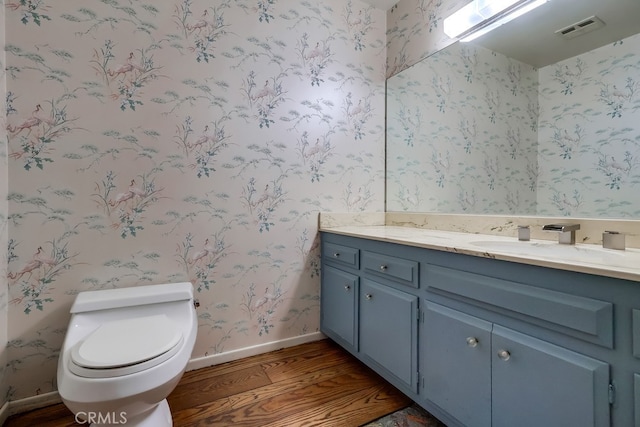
492;325;610;427
422;302;492;427
359;278;418;391
321;265;358;349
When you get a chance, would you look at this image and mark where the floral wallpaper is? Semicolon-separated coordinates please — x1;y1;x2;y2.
3;0;386;401
386;41;539;213
537;33;640;218
1;0;8;412
386;0;466;78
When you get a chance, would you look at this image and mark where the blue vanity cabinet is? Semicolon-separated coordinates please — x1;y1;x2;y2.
423;301;610;427
321;265;358;350
491;325;610;427
423;302;492;427
320;241;360;351
320;231;640;426
359;278;418;392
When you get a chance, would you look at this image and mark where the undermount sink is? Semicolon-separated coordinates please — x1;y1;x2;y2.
470;240;634;268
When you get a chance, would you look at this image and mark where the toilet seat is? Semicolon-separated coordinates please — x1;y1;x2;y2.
69;314;183;378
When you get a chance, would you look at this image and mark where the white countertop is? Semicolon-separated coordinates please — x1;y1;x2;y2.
321;225;640;282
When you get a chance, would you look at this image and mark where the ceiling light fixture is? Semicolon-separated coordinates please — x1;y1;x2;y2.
443;0;550;42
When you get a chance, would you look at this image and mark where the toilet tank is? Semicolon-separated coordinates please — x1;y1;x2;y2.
71;282;194;313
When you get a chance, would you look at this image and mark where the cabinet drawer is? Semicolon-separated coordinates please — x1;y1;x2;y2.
425;265;613;348
362;251;419;288
323;242;359;269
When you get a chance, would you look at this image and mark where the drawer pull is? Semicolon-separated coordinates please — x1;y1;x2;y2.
333;252;340;258
365;293;373;300
497;349;511;361
466;337;479;348
379;265;388;271
344;284;351;291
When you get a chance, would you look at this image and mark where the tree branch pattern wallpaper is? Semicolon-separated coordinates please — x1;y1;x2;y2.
1;0;9;411
2;0;385;401
386;41;539;214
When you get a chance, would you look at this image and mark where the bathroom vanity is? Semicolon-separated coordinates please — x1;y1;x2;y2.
320;226;640;427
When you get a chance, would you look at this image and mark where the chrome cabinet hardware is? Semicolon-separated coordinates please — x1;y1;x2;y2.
497;349;511;361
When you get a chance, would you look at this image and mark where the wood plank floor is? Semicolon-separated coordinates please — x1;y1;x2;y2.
5;339;414;426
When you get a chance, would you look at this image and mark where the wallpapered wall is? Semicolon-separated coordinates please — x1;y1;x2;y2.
3;0;386;401
537;33;640;217
1;0;9;411
386;42;539;213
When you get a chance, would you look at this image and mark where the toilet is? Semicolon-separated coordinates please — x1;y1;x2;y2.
57;282;198;427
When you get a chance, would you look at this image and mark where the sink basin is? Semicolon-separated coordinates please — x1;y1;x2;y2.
470;240;634;268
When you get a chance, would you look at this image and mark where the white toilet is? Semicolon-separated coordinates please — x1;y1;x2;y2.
57;282;198;427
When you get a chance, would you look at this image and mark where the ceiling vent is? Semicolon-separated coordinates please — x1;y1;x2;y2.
555;16;605;39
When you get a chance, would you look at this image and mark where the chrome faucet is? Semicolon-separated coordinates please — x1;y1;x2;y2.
542;223;580;245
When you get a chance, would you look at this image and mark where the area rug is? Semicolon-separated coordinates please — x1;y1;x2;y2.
362;403;446;427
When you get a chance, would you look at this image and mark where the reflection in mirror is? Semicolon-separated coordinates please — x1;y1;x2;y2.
386;0;640;218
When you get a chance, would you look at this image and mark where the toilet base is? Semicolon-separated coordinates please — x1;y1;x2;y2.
90;399;172;427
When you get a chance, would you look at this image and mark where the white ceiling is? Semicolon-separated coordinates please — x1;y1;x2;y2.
359;0;399;10
475;0;640;67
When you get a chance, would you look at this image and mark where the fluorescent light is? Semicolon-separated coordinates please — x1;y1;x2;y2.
444;0;549;42
443;1;486;40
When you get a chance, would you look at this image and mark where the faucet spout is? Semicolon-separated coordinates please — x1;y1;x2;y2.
543;223;580;245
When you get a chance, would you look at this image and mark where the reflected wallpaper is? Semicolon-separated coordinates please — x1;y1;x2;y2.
2;0;385;401
537;33;640;217
386;42;539;213
386;32;640;217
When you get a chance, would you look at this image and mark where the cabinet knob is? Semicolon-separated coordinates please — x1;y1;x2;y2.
380;265;388;271
344;284;351;291
365;293;373;300
497;349;511;361
333;252;340;258
466;337;479;348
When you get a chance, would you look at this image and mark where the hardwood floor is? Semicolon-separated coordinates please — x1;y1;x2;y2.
5;339;413;426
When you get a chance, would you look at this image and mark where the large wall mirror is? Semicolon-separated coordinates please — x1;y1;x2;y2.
386;0;640;218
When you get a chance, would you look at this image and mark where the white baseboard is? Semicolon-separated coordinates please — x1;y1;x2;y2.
0;400;9;426
4;391;61;418
186;331;325;371
3;332;326;418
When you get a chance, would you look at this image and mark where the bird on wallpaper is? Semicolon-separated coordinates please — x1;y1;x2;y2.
187;10;210;34
305;42;324;61
6;104;46;136
253;287;278;310
304;138;323;158
108;180;137;208
188;125;215;149
608;156;626;172
255;184;271;206
348;9;363;29
252;80;275;101
33;246;56;267
7;247;44;281
189;239;211;265
612;85;631;100
349;99;364;117
128;179;146;198
107;52;142;80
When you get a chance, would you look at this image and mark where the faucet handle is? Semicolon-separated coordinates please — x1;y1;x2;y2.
517;225;530;241
603;231;625;250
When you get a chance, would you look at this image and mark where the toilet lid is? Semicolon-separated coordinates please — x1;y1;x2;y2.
69;314;183;378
